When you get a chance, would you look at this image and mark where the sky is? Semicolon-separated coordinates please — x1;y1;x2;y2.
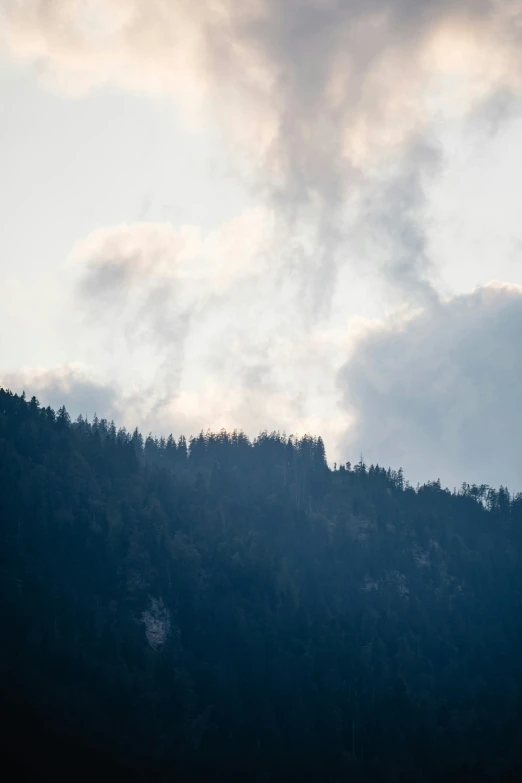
1;0;522;491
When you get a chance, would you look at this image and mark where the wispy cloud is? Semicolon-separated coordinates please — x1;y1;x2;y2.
4;1;522;309
67;209;276;399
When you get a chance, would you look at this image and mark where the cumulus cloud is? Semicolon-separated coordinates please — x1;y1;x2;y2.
339;282;522;490
4;1;522;309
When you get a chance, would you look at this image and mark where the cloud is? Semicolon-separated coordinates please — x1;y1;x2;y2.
4;1;522;310
67;209;275;394
4;2;520;162
10;279;521;489
70;209;273;297
354;135;443;306
0;356;348;462
0;363;122;421
338;281;522;490
4;2;522;483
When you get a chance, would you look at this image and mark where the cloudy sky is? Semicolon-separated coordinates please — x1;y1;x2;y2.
1;0;522;490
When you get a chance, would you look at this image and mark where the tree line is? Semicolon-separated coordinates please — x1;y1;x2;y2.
1;387;522;782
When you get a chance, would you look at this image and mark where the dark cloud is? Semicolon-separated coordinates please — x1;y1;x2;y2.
338;282;522;490
358;136;443;306
466;89;522;138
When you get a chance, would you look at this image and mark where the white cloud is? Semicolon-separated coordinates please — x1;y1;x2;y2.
339;281;522;490
4;1;522;312
69;208;273;295
65;209;275;394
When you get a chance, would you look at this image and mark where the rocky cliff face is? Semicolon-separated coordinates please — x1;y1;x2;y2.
142;597;171;650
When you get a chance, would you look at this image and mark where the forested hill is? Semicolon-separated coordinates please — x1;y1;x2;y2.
2;388;522;783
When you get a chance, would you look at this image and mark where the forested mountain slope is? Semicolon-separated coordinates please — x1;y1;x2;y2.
1;388;522;782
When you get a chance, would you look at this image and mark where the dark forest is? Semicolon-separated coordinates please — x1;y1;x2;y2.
1;388;522;782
